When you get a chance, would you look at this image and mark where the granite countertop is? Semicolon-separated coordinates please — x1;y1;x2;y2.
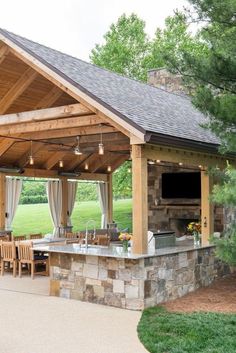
33;240;214;260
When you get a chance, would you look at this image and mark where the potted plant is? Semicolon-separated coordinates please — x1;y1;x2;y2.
119;232;132;252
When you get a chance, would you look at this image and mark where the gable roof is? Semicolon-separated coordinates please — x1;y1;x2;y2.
0;28;220;150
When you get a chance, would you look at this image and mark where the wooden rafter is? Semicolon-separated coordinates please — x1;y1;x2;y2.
43;151;68;170
0;45;9;65
0;67;37;114
0;103;92;126
34;86;63;109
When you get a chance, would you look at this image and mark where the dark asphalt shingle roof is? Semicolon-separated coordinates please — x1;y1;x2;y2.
0;28;220;146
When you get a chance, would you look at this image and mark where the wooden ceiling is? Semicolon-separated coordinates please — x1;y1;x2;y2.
0;43;130;177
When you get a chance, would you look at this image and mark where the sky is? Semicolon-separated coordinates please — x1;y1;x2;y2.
0;0;188;61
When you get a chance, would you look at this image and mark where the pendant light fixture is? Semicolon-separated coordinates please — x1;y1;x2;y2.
74;136;83;155
107;165;111;172
85;162;89;170
59;160;64;168
98;124;104;155
29;140;34;165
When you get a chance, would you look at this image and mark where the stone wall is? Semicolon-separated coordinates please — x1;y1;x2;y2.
148;164;224;234
148;68;187;94
50;247;230;310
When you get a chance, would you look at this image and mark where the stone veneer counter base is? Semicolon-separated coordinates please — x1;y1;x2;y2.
37;243;231;310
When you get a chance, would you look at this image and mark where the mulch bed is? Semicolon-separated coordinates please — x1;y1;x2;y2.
162;273;236;313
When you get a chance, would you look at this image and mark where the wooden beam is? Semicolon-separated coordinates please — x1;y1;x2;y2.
0;173;6;230
6;168;108;182
21;125;117;140
60;177;68;227
34;86;63;109
201;170;214;245
132;145;148;254
107;173;113;224
0;115;102;135
144;144;235;169
0;67;37;114
0;103;92;126
0;45;9;65
43;151;68;170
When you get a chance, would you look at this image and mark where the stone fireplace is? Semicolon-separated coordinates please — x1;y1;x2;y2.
148;164;224;236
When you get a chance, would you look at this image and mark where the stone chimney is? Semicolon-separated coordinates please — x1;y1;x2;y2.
147;68;187;95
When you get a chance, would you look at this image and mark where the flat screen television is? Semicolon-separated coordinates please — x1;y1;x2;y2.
162;172;201;199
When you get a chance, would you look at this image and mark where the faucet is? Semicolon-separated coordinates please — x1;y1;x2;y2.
85;220;96;248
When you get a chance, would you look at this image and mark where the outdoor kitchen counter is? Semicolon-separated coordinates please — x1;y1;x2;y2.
33;240;214;259
41;241;229;310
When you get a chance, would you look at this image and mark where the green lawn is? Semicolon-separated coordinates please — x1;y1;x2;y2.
138;306;236;353
12;199;132;235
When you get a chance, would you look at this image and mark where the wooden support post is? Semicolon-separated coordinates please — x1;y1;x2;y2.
107;173;113;224
132;145;148;254
0;173;6;230
201;170;214;245
61;177;68;228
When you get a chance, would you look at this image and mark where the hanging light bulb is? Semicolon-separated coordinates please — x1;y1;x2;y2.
98;124;104;155
59;160;64;168
85;162;89;170
107;165;111;172
29;140;34;165
179;162;183;166
29;155;34;165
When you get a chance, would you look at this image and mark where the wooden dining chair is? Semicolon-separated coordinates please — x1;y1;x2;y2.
18;242;49;279
29;233;43;240
1;241;17;277
0;235;10;241
14;235;26;241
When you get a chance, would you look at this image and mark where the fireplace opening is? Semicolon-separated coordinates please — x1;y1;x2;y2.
169;218;200;237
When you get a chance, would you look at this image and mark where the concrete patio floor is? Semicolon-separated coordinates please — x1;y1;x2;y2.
0;275;147;353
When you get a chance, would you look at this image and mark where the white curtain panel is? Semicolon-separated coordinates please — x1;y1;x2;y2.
97;182;108;229
46;180;62;237
5;178;23;229
67;181;78;226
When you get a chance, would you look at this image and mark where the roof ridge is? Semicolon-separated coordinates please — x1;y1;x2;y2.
0;27;190;102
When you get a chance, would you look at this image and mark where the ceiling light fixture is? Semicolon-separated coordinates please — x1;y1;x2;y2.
98;124;104;155
74;136;83;155
148;160;155;165
29;140;34;165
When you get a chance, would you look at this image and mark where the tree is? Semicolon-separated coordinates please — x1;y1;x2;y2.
157;1;236;153
90;13;151;81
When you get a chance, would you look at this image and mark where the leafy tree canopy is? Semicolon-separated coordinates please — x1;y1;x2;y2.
90;13;151;81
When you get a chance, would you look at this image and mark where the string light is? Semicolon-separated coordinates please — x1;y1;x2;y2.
29;140;34;165
98;124;104;155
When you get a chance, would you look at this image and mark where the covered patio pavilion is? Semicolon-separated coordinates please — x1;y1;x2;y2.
0;29;235;309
